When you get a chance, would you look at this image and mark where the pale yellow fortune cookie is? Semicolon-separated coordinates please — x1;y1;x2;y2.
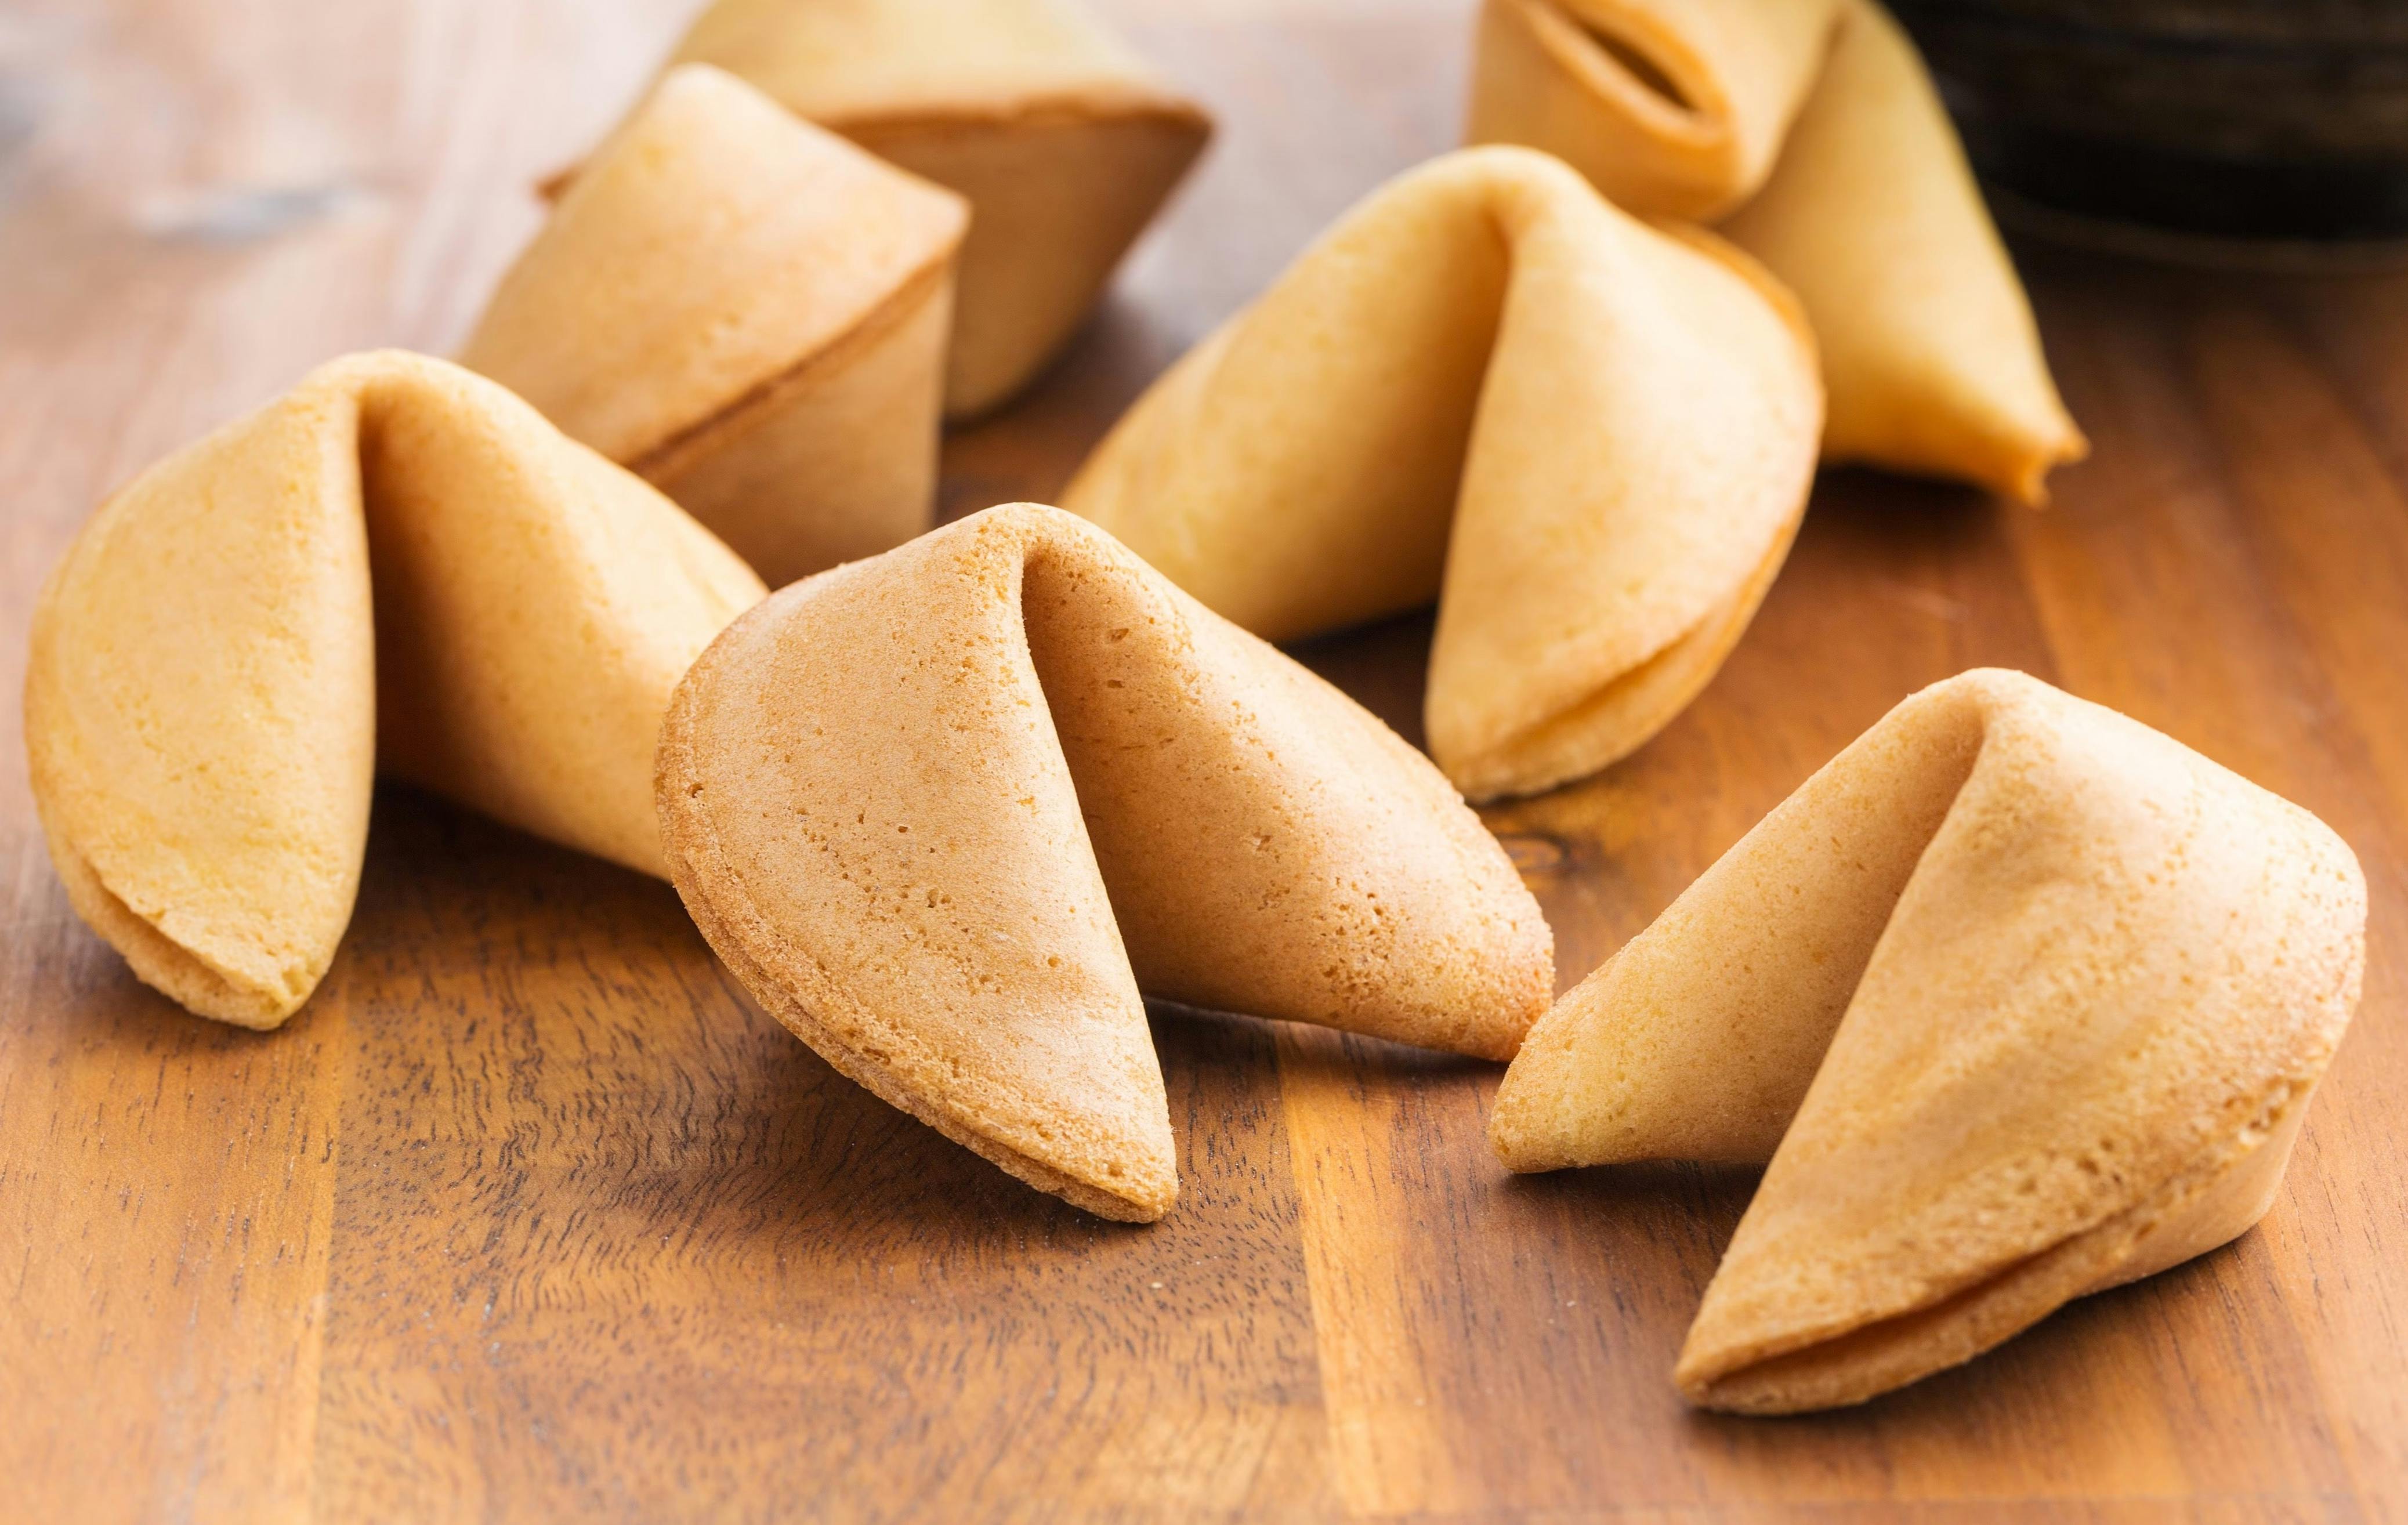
656;504;1554;1221
1062;146;1823;802
463;64;968;588
658;0;1212;418
24;352;767;1029
1491;668;2366;1413
1467;0;2087;501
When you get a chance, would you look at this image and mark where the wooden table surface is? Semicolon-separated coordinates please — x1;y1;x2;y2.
4;1;2405;1520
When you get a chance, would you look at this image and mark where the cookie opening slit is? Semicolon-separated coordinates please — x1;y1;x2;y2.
1537;0;1714;131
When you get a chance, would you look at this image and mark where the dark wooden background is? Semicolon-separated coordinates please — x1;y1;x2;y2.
3;1;2404;1519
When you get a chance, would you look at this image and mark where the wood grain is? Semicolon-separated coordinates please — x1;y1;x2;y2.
2;1;2403;1520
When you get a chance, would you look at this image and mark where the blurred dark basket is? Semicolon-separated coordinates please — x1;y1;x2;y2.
1889;0;2408;266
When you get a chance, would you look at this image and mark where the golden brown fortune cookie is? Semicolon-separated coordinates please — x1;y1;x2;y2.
1466;0;2087;501
1465;0;1842;220
1491;668;2366;1413
1061;146;1823;802
658;0;1212;418
23;352;767;1029
656;503;1554;1221
462;64;968;588
1718;0;2087;502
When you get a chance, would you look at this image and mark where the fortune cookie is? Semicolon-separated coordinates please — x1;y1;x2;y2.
462;64;968;587
1465;0;1841;220
24;352;767;1029
656;503;1554;1220
657;0;1212;418
1062;146;1822;802
1491;669;2366;1412
1466;0;2087;501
